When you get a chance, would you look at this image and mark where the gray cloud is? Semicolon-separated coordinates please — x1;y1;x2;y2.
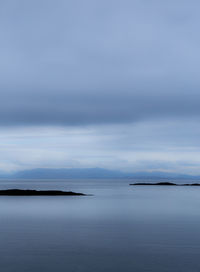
0;88;200;126
0;0;200;126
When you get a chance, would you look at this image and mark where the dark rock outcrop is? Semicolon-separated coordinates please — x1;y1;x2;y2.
182;183;200;186
130;182;200;186
0;189;86;196
130;182;177;186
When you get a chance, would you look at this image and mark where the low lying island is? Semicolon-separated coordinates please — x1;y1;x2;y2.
0;189;86;196
130;182;200;186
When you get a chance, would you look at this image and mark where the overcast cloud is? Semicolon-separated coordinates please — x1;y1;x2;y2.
0;0;200;173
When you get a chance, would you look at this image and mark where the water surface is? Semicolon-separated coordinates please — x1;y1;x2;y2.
0;179;200;272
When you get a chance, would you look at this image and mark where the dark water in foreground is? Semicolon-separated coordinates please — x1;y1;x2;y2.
0;179;200;272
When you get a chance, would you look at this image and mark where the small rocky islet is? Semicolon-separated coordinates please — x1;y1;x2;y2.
130;182;200;186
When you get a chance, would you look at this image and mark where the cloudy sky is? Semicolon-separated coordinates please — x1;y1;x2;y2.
0;0;200;174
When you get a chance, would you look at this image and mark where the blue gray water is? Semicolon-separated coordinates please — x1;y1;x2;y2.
0;179;200;272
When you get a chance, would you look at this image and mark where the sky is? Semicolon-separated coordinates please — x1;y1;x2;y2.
0;0;200;174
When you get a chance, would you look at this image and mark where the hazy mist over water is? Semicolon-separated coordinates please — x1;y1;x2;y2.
0;179;200;272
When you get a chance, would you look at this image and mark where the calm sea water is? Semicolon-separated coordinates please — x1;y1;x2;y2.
0;179;200;272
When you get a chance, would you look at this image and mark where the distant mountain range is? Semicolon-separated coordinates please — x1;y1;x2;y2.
0;168;200;180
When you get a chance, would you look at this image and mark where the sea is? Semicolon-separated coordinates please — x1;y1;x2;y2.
0;178;200;272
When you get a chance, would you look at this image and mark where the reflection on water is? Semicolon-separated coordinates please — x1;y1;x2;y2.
0;179;200;272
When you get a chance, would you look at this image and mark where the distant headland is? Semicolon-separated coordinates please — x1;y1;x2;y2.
1;168;200;180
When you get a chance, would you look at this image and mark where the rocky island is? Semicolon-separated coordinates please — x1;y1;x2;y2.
130;182;200;186
0;189;86;196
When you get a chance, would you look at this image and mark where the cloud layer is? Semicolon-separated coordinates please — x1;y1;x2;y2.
0;0;200;126
0;0;200;173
